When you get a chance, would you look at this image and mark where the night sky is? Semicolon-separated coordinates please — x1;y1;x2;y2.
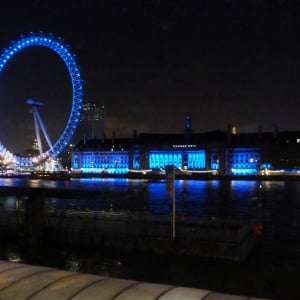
0;0;300;153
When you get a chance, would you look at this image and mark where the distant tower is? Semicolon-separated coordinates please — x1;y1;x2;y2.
184;113;192;138
32;139;39;151
76;102;105;142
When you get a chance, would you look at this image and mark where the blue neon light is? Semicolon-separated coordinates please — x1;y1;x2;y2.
149;150;205;169
133;151;140;169
229;148;260;175
0;32;83;167
261;163;271;169
231;168;257;175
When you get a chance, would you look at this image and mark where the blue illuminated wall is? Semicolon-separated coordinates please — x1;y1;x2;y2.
72;151;129;174
132;151;140;169
149;151;182;169
210;153;220;170
228;148;260;175
72;147;262;175
187;151;206;169
149;150;205;169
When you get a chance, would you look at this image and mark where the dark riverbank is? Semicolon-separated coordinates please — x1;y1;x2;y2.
0;212;295;299
0;207;259;262
0;232;297;299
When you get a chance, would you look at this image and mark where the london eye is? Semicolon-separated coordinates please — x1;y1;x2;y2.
0;32;83;169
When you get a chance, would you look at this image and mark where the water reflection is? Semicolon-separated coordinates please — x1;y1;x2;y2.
63;252;123;276
0;178;267;219
0;242;123;278
0;178;298;222
65;255;80;272
7;251;22;263
63;254;123;277
0;196;16;210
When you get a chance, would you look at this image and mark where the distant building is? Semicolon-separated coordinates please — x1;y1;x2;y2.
75;102;105;142
71;114;300;176
32;139;39;151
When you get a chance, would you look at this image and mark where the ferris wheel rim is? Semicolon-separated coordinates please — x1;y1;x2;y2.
0;32;83;168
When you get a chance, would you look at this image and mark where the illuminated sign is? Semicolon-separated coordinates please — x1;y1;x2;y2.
172;144;197;148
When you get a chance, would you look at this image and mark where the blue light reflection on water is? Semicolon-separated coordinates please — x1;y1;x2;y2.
1;177;299;252
0;177;299;223
0;178;261;219
181;180;259;218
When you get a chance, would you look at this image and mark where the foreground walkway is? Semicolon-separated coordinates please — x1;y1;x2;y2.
0;260;268;299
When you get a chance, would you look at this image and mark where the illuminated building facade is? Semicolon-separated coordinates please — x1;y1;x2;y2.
71;116;300;176
72;150;128;174
227;148;260;175
72;138;130;174
71;130;225;175
148;150;205;169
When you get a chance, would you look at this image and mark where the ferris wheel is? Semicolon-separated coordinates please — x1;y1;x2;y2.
0;32;83;168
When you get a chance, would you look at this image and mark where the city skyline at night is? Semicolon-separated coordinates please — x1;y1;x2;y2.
0;1;300;155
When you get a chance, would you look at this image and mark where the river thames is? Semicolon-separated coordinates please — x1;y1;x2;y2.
0;177;299;299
